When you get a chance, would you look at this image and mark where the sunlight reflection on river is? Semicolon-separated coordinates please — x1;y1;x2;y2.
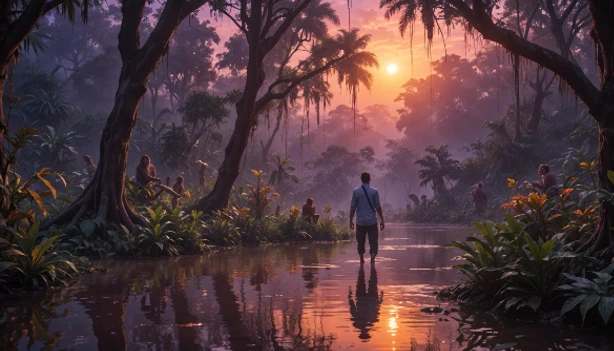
1;224;612;350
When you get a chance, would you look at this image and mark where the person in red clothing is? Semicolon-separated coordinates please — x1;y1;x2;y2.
532;164;558;195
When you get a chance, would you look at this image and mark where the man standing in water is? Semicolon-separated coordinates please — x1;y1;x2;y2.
350;172;385;264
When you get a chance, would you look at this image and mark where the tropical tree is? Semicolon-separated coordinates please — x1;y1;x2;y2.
414;145;460;197
28;126;81;172
332;29;378;136
164;18;220;111
379;0;614;257
44;0;208;231
383;139;417;197
21;88;80;129
268;154;298;187
306;145;375;206
0;0;94;183
191;0;378;214
159;123;191;170
178;90;229;156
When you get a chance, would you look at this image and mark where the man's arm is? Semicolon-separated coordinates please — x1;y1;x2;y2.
350;190;357;229
146;165;161;182
532;179;545;190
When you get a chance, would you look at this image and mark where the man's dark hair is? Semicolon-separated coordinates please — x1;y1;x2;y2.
141;155;150;162
540;164;550;173
360;172;371;183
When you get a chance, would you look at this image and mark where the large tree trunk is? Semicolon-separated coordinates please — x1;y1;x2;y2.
581;105;614;257
191;44;265;213
43;72;148;231
527;90;547;135
0;63;8;182
43;0;203;231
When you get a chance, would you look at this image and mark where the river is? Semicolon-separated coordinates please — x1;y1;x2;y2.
1;224;612;350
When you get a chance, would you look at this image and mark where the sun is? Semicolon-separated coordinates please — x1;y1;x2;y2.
386;63;398;75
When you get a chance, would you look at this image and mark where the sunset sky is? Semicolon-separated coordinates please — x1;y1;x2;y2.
201;0;476;112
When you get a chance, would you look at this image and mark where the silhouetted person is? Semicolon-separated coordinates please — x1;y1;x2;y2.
165;175;171;186
198;161;208;186
472;182;488;214
348;265;383;340
302;198;320;222
83;155;97;178
350;172;385;264
136;155;161;186
532;164;557;195
171;176;184;209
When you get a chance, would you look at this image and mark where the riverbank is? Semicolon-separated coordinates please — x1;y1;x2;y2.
0;207;351;294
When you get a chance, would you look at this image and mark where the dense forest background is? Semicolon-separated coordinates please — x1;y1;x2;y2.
5;0;599;219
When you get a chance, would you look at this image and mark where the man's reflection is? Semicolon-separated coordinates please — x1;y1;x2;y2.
348;264;383;340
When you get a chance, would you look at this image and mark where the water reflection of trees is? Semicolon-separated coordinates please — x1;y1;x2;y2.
0;243;342;350
0;290;71;350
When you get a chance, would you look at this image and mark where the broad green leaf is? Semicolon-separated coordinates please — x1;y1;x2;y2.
579;295;600;323
561;294;586;316
598;297;614;325
524;233;542;260
527;296;541;312
608;170;614;186
80;220;96;237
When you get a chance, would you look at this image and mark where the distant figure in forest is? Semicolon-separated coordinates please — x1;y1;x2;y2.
350;172;385;264
171;176;184;209
302;198;320;222
472;182;488;214
531;164;558;195
165;176;171;186
83;155;97;178
198;161;208;186
136;155;161;186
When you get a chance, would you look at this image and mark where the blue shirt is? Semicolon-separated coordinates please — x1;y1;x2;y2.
350;183;381;226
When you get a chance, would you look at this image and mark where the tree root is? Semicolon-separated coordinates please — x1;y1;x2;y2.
42;178;146;233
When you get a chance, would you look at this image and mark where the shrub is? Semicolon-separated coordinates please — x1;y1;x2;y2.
10;221;78;289
559;264;614;326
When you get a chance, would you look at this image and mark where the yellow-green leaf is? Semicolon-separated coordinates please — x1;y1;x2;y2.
38;177;57;199
25;188;46;215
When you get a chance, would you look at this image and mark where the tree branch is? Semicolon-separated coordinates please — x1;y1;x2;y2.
261;0;311;54
136;0;207;77
118;0;147;63
218;8;247;36
254;54;348;113
42;0;63;16
0;0;47;60
448;0;602;116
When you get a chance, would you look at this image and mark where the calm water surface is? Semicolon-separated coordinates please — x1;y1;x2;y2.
1;224;613;351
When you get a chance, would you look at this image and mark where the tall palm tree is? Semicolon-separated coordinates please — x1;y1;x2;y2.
332;29;379;136
414;145;460;197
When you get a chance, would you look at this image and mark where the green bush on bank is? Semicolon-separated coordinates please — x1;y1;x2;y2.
440;170;614;327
